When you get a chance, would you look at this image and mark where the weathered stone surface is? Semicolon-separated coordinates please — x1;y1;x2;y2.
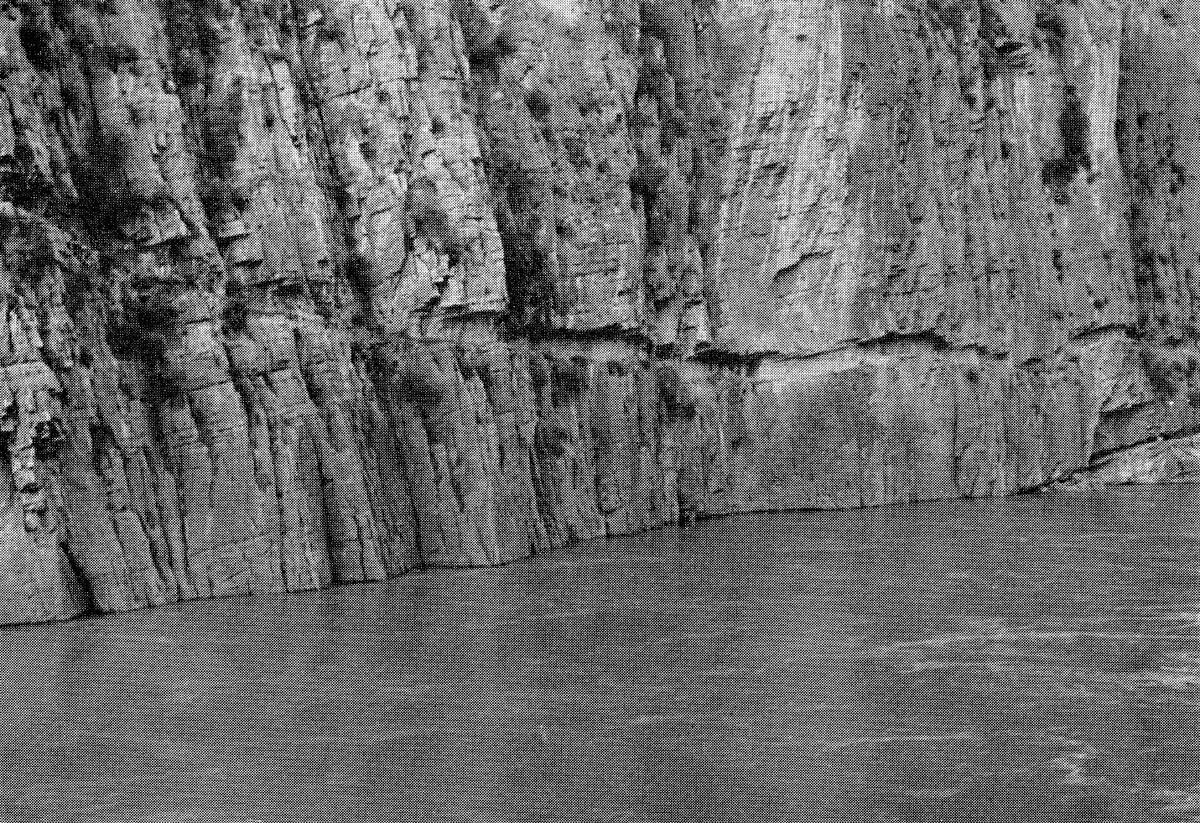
1073;431;1200;485
0;0;1194;622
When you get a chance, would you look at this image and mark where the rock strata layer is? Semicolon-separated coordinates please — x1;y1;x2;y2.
0;0;1194;622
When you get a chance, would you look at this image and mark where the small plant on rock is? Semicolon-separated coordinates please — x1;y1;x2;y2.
463;1;517;73
552;357;589;395
1059;89;1090;167
655;361;685;411
1034;6;1067;58
97;42;140;73
19;11;56;71
205;85;245;165
344;249;374;293
222;282;250;332
173;48;205;88
1041;88;1091;198
500;229;548;327
318;13;349;42
525;85;553;120
408;179;463;263
528;352;550;390
106;292;174;360
630;161;667;198
1140;347;1187;400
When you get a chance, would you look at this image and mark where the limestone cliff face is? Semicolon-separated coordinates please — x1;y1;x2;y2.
0;0;1191;623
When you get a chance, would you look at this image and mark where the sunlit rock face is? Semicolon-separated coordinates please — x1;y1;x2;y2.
0;0;1192;623
700;0;1143;512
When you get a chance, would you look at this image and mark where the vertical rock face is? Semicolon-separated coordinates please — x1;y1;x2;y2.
701;0;1144;511
0;0;1191;622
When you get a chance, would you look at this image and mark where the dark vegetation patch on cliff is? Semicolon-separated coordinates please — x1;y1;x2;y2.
407;178;464;265
19;7;57;71
501;228;550;328
551;356;590;400
1034;4;1067;57
106;292;174;360
393;360;449;405
1042;87;1091;197
454;0;517;74
72;127;148;236
1140;346;1200;403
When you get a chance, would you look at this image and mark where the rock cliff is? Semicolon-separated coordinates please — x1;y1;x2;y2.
0;0;1193;623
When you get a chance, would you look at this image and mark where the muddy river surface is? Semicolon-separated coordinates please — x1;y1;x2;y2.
2;485;1199;822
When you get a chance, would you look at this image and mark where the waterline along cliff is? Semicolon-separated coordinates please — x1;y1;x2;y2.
0;0;1194;623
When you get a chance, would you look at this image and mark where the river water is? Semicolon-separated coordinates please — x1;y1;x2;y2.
1;485;1198;823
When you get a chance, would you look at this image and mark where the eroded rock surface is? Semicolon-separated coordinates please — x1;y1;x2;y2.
0;0;1193;622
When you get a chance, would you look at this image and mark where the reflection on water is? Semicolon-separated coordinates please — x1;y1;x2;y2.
1;485;1198;822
